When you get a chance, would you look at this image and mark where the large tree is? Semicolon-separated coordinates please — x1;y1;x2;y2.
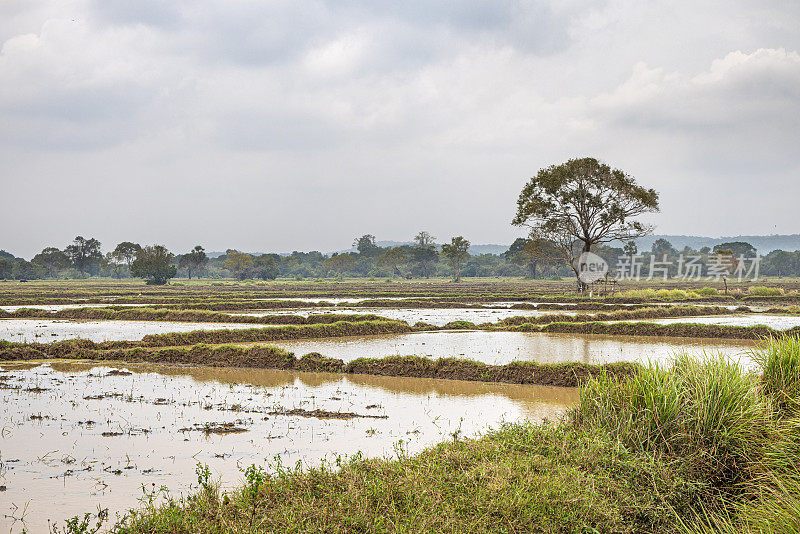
112;242;142;271
714;242;757;258
0;259;12;279
353;234;380;256
377;247;408;277
323;253;356;277
130;245;177;285
32;247;70;278
651;238;675;258
504;238;561;279
178;245;208;279
513;158;659;285
441;236;470;282
253;254;280;280
409;231;438;278
224;251;255;280
112;242;141;266
65;236;103;276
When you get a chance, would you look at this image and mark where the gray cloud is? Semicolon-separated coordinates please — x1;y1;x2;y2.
1;0;799;257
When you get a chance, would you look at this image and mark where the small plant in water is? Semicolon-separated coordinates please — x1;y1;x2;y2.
242;464;268;526
138;482;170;507
196;462;213;493
51;508;108;534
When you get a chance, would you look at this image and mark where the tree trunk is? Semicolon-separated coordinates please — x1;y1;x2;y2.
576;240;592;292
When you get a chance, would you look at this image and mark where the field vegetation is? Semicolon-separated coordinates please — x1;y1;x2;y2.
0;340;633;387
3;279;800;308
73;336;800;533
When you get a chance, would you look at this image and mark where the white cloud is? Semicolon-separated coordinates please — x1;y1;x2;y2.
0;0;799;256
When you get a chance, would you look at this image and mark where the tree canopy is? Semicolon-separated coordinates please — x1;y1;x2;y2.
504;238;561;278
65;236;103;276
178;245;208;279
513;157;659;284
130;245;177;285
441;236;470;282
32;247;70;278
353;234;380;256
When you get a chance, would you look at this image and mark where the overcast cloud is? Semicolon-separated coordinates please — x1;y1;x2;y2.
1;0;799;257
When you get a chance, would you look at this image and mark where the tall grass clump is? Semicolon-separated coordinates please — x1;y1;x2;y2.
697;287;719;297
656;288;688;300
580;337;800;532
618;288;656;300
575;354;770;486
748;286;784;297
752;335;800;416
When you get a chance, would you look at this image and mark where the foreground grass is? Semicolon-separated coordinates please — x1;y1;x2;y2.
113;424;693;534
93;336;800;534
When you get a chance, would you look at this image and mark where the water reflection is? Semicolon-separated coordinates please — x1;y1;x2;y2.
0;318;265;343
264;330;756;366
233;307;576;325
0;361;572;532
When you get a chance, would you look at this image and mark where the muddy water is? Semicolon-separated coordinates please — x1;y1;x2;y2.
264;330;756;367
0;361;573;532
0;319;266;343
0;304;149;313
634;314;800;330
256;297;420;304
233;307;577;325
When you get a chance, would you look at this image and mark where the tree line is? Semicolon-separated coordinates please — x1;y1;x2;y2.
0;232;573;284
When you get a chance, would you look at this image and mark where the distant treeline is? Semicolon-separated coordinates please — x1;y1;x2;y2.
2;234;800;283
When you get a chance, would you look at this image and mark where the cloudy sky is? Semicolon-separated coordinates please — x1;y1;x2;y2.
1;0;799;258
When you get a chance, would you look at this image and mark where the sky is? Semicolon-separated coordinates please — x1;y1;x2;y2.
1;0;799;258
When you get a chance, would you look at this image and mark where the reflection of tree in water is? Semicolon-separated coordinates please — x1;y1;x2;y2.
41;360;578;408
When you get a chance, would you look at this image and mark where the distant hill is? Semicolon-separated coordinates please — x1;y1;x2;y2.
196;235;800;260
632;235;800;254
372;241;508;255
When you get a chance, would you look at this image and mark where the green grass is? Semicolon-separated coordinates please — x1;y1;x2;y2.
751;335;800;415
4;278;800;308
748;286;785;297
112;424;696;533
508;320;789;340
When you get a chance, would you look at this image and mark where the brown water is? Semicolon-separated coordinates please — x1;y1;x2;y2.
0;361;574;532
0;319;267;343
0;304;149;313
638;314;800;330
255;297;419;304
233;307;577;325
263;330;757;367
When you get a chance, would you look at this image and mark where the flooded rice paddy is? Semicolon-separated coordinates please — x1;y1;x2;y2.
263;330;756;367
637;314;800;330
233;307;576;325
0;361;572;531
0;303;149;313
0;319;264;343
0;300;788;531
